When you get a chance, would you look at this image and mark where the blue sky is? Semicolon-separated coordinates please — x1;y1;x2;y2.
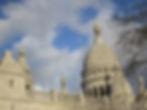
0;0;98;55
0;0;102;93
0;0;142;93
0;0;140;55
53;25;89;51
0;0;23;18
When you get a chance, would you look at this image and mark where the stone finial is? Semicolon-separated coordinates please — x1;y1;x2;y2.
4;51;12;57
94;23;103;43
1;51;16;65
94;24;101;36
61;76;67;93
18;48;30;72
2;51;13;60
60;76;69;96
138;76;145;93
19;48;25;57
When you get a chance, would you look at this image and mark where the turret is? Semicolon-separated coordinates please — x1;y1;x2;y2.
94;24;103;44
61;76;68;94
0;50;30;100
18;48;30;73
18;49;34;96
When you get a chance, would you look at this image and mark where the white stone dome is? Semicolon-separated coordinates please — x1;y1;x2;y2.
85;40;120;70
82;24;134;103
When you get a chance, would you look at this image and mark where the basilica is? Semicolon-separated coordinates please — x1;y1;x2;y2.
0;24;146;110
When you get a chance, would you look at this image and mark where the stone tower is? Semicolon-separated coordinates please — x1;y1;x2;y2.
82;24;134;104
0;49;34;100
18;48;34;96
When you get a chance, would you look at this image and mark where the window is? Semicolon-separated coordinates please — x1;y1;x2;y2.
100;86;105;96
9;80;14;88
94;88;97;97
105;75;110;81
26;84;31;90
106;84;112;96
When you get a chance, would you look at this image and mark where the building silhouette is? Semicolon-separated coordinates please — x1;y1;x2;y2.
0;24;146;110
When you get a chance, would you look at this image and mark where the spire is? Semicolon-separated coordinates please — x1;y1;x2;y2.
1;51;16;65
3;51;13;59
18;48;30;72
94;23;103;44
61;76;68;93
19;48;25;57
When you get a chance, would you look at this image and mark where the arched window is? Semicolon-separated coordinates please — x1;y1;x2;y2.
105;75;110;81
26;84;31;90
106;84;112;96
94;88;97;97
100;86;105;96
9;80;14;88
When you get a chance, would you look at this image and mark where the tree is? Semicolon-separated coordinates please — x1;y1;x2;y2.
114;0;147;92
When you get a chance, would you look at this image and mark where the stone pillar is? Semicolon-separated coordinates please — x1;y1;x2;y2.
94;23;103;44
50;90;58;102
61;76;68;94
18;48;30;72
79;93;85;105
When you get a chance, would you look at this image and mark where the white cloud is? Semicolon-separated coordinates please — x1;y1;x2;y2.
0;0;118;93
13;34;86;93
0;0;98;43
1;0;96;93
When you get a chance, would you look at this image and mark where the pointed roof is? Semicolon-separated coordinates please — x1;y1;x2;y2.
0;51;24;75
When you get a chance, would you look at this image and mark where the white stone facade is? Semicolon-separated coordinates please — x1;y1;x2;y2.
0;24;146;110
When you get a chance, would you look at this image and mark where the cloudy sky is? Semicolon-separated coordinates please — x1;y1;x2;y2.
0;0;133;93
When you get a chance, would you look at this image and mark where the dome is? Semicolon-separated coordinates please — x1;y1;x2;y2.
85;40;120;70
82;24;134;103
82;24;121;90
85;24;120;71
